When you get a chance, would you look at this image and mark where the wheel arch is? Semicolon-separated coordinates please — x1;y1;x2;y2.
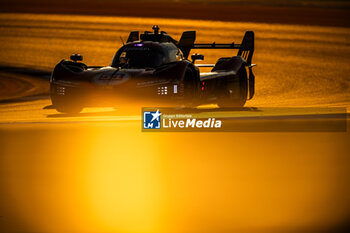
51;59;87;83
212;56;247;73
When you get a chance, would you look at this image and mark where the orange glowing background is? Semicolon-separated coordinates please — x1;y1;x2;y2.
0;5;350;233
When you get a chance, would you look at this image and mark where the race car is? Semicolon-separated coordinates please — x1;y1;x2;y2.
50;25;255;113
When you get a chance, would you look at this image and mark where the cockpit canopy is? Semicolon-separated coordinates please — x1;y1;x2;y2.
111;41;183;69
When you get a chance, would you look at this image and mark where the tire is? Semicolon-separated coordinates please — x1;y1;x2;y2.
182;68;198;107
218;67;248;108
50;84;83;114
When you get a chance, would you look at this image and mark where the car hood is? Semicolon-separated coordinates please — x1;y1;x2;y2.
85;67;175;87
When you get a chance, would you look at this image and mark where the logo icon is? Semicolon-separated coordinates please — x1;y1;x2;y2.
143;110;161;129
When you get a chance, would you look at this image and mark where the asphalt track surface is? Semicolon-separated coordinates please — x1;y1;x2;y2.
0;13;350;233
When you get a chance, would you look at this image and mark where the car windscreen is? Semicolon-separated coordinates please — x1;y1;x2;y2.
112;46;164;68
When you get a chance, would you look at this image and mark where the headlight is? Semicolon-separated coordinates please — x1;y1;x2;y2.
157;86;167;95
157;85;178;95
56;86;66;95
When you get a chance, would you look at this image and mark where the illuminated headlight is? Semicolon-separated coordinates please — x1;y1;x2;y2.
157;86;168;95
173;85;177;94
157;85;178;95
56;86;66;95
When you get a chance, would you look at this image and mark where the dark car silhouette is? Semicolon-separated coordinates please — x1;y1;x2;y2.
50;26;255;113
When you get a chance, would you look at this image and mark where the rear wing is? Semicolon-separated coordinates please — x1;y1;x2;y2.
178;31;254;65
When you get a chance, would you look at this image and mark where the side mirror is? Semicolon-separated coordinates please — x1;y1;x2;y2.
70;54;83;62
191;53;204;63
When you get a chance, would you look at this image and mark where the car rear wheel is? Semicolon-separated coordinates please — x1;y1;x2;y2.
50;84;83;114
182;68;198;107
218;67;248;108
